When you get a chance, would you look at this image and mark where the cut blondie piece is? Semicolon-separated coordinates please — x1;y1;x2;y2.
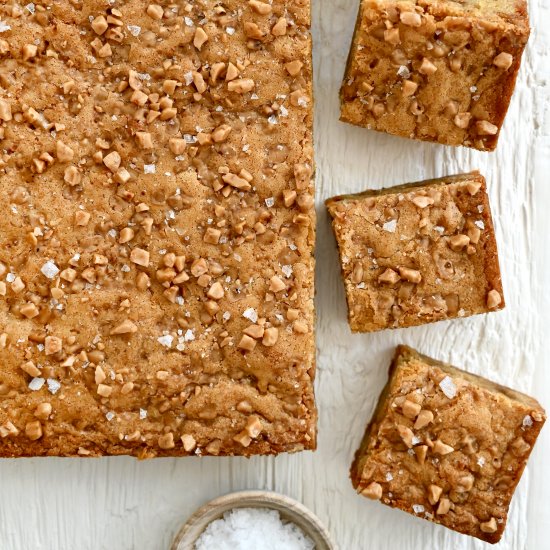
340;0;530;151
326;172;504;332
0;1;315;457
351;345;546;543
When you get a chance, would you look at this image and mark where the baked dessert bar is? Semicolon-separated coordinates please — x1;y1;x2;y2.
340;0;530;151
351;345;546;543
326;172;504;332
0;1;315;457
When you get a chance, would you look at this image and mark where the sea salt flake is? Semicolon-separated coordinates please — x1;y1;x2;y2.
397;65;410;78
139;408;147;419
411;436;421;445
41;260;60;279
268;115;278;125
184;71;194;85
385;472;393;482
106;411;115;421
29;377;45;391
522;415;533;428
6;273;15;283
383;219;397;233
282;265;293;278
439;376;457;399
157;334;173;348
226;26;235;35
26;3;35;14
127;25;141;36
243;307;258;323
265;197;275;208
477;456;486;467
47;378;61;394
195;507;314;550
144;164;156;174
222;311;231;321
184;16;194;26
0;21;11;32
412;504;425;514
184;329;195;342
475;220;485;230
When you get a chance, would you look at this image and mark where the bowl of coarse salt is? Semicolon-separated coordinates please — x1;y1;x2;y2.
171;490;334;550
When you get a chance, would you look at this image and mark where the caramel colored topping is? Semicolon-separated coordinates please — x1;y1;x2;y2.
361;482;383;500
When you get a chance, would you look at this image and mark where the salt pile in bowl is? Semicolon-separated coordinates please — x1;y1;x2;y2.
194;507;315;550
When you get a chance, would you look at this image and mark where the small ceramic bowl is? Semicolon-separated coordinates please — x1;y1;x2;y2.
171;490;334;550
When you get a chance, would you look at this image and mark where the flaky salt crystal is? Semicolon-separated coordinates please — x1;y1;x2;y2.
139;408;147;419
127;25;141;36
412;504;425;514
157;335;173;348
397;65;410;78
41;260;59;279
439;376;457;399
195;507;314;550
382;219;397;233
523;415;533;428
47;379;61;394
242;308;258;323
29;377;45;391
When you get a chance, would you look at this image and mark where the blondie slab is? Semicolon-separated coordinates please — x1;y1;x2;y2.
0;1;315;457
340;0;530;151
326;172;503;332
351;346;546;543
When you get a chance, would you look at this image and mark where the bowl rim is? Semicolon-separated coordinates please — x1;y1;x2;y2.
171;489;335;550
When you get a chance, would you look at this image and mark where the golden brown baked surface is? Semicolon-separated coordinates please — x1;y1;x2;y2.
340;0;530;150
351;345;546;543
326;172;504;332
0;0;316;458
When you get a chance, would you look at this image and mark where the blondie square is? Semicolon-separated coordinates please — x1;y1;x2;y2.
326;172;504;332
340;0;530;151
0;0;315;457
351;345;546;543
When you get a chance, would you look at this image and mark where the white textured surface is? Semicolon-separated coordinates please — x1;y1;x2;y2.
1;1;549;549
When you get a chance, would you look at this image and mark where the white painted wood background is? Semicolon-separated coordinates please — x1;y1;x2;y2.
1;0;549;548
